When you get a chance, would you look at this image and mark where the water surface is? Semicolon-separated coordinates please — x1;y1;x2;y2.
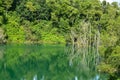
0;44;107;80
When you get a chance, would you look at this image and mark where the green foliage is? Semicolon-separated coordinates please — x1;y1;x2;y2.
16;0;51;21
98;45;120;78
0;16;3;25
5;24;25;43
1;0;13;10
3;12;25;43
108;46;120;70
97;62;116;75
41;31;65;44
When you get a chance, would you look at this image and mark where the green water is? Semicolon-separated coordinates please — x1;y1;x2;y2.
0;44;107;80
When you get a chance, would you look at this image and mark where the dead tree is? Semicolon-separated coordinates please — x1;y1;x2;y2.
68;21;100;70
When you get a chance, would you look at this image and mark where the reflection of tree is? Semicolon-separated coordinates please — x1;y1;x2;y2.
0;44;72;80
0;44;103;80
0;45;5;67
0;49;4;59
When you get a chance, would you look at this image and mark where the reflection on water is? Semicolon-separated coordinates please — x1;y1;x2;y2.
33;74;37;80
0;44;107;80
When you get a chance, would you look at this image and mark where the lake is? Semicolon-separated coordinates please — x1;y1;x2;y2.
0;44;108;80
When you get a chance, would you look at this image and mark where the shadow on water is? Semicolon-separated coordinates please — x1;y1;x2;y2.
0;44;108;80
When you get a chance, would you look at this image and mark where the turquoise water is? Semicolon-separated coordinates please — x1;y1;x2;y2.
0;44;107;80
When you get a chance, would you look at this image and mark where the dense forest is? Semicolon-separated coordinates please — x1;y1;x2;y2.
0;0;120;80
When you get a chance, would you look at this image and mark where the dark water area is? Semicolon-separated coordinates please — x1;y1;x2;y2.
0;44;108;80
